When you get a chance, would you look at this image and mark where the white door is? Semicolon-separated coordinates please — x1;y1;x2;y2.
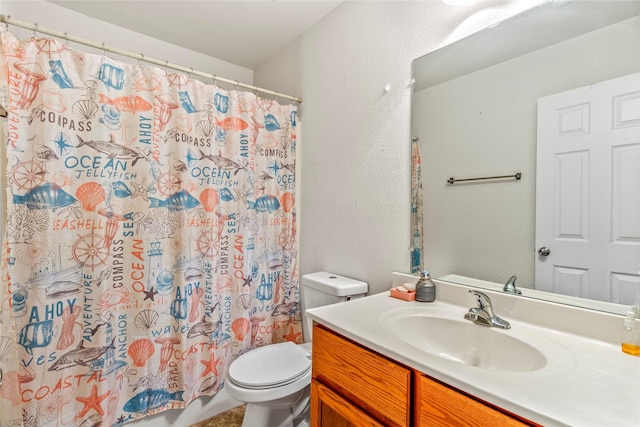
535;73;640;304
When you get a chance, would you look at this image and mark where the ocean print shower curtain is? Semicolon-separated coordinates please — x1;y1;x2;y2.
0;30;301;426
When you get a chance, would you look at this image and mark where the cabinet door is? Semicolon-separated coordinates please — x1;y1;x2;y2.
312;325;411;426
311;380;384;427
415;373;535;427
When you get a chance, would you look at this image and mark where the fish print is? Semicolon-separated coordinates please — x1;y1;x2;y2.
98;94;152;113
149;190;200;211
264;114;281;131
187;315;221;339
0;29;302;427
198;150;246;175
98;63;125;91
76;134;147;166
45;280;80;299
48;338;115;371
213;93;228;113
272;301;299;317
215;117;248;131
123;389;184;413
13;183;77;209
247;195;281;213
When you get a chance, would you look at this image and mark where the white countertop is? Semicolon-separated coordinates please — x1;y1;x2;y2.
305;280;640;427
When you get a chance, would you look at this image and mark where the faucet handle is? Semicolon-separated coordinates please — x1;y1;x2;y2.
469;290;492;311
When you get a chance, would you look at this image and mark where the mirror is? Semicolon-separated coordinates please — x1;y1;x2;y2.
411;0;640;314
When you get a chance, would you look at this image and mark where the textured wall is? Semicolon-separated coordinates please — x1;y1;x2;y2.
255;1;543;295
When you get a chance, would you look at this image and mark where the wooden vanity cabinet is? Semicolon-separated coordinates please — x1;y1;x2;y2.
311;324;411;426
415;373;534;427
311;324;536;427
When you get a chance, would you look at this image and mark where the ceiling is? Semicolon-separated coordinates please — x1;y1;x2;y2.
47;0;343;69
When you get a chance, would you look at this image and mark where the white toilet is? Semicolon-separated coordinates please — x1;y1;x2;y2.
224;272;368;427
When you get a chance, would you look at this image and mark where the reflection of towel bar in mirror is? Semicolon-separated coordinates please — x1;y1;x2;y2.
447;172;521;185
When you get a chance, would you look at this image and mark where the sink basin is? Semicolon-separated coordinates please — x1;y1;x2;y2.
382;308;547;372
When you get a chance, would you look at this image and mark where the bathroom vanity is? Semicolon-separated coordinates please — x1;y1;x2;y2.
311;325;532;426
306;275;640;426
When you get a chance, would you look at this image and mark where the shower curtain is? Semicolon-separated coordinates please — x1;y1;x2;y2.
0;30;301;427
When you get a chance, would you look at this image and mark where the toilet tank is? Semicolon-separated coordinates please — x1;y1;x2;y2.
301;272;368;342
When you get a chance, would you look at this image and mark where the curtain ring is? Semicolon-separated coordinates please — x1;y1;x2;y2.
32;22;38;38
235;80;240;91
101;42;106;57
189;67;194;79
63;31;69;47
165;60;169;76
5;16;10;30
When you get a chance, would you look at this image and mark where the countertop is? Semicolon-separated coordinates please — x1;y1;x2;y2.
305;280;640;427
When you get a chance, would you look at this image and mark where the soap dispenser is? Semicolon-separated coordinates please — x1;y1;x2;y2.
415;270;436;302
621;307;640;356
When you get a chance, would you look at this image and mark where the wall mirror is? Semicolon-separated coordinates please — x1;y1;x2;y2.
411;0;640;314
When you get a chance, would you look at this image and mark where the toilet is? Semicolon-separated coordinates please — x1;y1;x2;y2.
224;272;368;427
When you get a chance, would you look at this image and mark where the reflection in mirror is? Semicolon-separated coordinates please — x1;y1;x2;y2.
411;0;640;314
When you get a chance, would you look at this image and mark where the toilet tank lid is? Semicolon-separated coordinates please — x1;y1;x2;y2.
302;272;368;296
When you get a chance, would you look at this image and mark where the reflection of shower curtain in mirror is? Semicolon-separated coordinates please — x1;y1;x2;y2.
410;138;423;273
0;30;301;426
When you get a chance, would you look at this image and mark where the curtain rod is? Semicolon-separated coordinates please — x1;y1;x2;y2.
0;14;302;104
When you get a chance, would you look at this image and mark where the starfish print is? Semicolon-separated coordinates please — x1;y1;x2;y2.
130;178;148;201
201;352;221;377
75;384;110;418
283;326;302;343
243;276;252;287
143;287;158;301
233;187;250;204
116;415;126;424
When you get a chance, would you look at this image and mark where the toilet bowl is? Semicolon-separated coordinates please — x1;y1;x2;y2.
224;272;368;427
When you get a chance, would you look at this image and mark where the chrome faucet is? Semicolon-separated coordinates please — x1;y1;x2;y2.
464;290;511;329
503;275;522;295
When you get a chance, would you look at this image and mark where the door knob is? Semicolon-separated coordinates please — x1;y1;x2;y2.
538;247;550;256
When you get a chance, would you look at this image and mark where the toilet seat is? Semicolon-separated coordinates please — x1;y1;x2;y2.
228;341;311;389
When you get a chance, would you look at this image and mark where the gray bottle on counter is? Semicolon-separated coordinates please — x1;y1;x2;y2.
415;270;436;302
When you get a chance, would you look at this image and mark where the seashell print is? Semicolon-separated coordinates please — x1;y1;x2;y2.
231;318;250;341
75;182;106;211
0;335;15;362
128;338;155;367
219;187;234;202
195;120;215;138
18;364;35;383
112;181;132;198
280;192;295;213
236;294;252;310
72;99;99;120
264;114;281;131
199;188;219;213
135;310;159;330
0;371;22;405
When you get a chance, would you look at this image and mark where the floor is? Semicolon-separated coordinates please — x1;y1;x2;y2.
190;405;246;427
